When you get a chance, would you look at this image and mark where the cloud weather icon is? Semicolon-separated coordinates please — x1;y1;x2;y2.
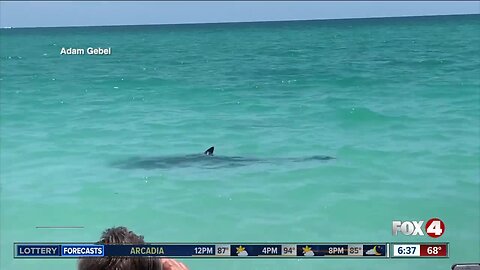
302;246;315;256
236;246;248;256
366;246;382;255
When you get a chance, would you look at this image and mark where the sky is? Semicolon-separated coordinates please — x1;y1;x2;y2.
0;1;479;28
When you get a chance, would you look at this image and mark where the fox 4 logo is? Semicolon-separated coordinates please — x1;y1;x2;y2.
392;218;445;238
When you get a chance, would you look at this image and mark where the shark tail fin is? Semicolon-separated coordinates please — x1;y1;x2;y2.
204;146;214;156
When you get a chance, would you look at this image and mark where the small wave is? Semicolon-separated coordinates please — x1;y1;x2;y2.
336;107;411;126
3;56;23;60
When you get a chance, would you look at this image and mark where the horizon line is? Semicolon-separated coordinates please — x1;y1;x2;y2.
2;13;478;30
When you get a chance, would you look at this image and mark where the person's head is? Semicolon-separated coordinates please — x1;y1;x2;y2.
78;226;162;270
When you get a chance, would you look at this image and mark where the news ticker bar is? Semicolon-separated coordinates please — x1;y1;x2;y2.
14;243;448;258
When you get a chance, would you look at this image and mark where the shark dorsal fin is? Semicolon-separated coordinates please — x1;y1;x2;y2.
204;146;214;156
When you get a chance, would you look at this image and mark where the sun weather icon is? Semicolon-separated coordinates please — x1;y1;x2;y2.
236;246;248;256
302;246;315;256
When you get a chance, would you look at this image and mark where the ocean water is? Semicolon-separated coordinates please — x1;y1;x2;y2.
1;15;479;270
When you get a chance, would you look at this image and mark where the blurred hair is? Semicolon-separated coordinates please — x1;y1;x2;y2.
78;226;162;270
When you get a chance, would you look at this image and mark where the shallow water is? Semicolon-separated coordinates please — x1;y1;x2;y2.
1;15;479;269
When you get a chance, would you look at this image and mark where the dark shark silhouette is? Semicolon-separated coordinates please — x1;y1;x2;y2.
113;146;335;169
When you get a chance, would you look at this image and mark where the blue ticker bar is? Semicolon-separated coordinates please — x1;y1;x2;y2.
14;243;389;258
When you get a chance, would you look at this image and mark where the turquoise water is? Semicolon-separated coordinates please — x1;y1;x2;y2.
1;15;479;269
